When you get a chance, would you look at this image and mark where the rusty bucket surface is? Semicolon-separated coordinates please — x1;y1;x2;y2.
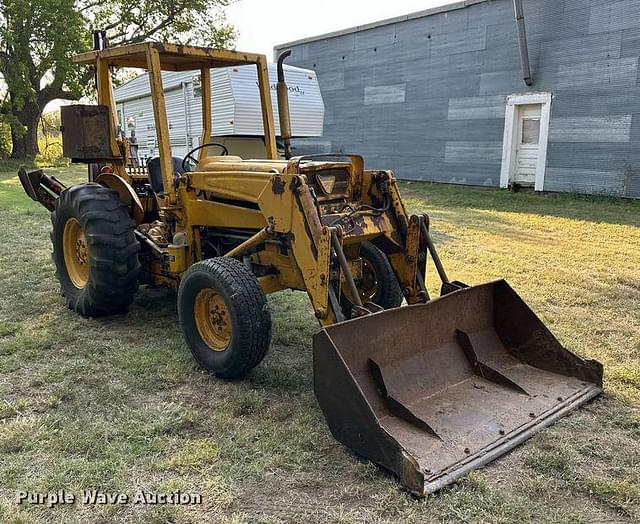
313;280;603;495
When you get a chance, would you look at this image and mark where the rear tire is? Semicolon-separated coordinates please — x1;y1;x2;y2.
341;241;403;318
51;183;140;317
178;258;272;379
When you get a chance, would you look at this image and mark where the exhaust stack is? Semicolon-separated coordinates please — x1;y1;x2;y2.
276;50;293;160
92;29;109;51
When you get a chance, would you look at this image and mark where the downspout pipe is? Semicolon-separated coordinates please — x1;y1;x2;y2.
513;0;534;86
276;50;293;160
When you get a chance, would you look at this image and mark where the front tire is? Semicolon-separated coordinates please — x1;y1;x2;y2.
177;258;272;379
51;183;140;317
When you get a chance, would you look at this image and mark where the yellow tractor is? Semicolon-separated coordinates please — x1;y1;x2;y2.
19;41;603;495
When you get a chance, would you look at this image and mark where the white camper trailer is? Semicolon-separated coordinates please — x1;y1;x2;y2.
114;64;325;161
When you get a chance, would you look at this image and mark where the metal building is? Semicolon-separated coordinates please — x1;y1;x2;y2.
276;0;640;198
114;64;324;160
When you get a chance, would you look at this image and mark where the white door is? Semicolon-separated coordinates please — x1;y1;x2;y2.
514;104;542;187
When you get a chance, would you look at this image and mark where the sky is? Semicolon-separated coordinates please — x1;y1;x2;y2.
227;0;458;58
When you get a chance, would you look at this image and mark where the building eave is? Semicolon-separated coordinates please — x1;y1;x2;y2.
274;0;489;50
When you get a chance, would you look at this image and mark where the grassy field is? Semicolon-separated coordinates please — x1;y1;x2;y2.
0;162;639;523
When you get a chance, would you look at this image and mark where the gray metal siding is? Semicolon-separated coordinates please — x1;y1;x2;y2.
277;0;640;197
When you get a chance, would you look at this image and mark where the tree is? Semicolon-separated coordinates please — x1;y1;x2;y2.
0;0;236;159
0;0;86;158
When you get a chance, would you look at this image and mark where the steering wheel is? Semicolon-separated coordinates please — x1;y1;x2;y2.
182;143;229;172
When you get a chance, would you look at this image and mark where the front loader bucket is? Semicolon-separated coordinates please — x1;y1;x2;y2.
313;280;603;495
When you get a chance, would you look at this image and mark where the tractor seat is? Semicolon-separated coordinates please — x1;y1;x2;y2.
147;157;190;194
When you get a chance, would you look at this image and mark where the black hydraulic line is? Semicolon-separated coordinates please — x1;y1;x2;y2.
134;231;164;257
328;193;391;228
419;219;450;285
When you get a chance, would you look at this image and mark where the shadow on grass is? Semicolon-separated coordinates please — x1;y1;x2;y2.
400;181;640;228
88;285;317;394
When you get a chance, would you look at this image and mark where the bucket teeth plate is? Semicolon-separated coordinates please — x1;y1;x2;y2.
313;280;603;495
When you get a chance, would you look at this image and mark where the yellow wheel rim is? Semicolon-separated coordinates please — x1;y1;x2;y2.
194;289;232;352
359;258;379;302
63;217;89;289
344;258;378;304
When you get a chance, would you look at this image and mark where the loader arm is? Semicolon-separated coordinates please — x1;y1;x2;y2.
176;154;430;326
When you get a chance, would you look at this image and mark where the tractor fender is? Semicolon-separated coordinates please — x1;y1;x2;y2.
96;173;144;225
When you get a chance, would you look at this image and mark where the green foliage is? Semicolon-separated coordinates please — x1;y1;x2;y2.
0;0;87;157
0;0;87;108
82;0;237;50
0;0;236;158
40;110;62;139
36;110;67;166
0;118;11;158
36;136;68;167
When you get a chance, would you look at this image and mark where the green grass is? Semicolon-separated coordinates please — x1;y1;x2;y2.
0;165;639;523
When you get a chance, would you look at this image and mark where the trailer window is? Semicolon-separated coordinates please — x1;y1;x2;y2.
192;74;202;98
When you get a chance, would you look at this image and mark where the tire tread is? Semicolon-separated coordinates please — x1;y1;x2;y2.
51;183;140;317
178;258;271;379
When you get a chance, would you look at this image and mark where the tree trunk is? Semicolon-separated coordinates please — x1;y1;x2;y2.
10;102;41;159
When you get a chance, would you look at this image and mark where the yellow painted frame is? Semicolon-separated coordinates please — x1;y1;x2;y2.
199;67;212;163
77;42;280;200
